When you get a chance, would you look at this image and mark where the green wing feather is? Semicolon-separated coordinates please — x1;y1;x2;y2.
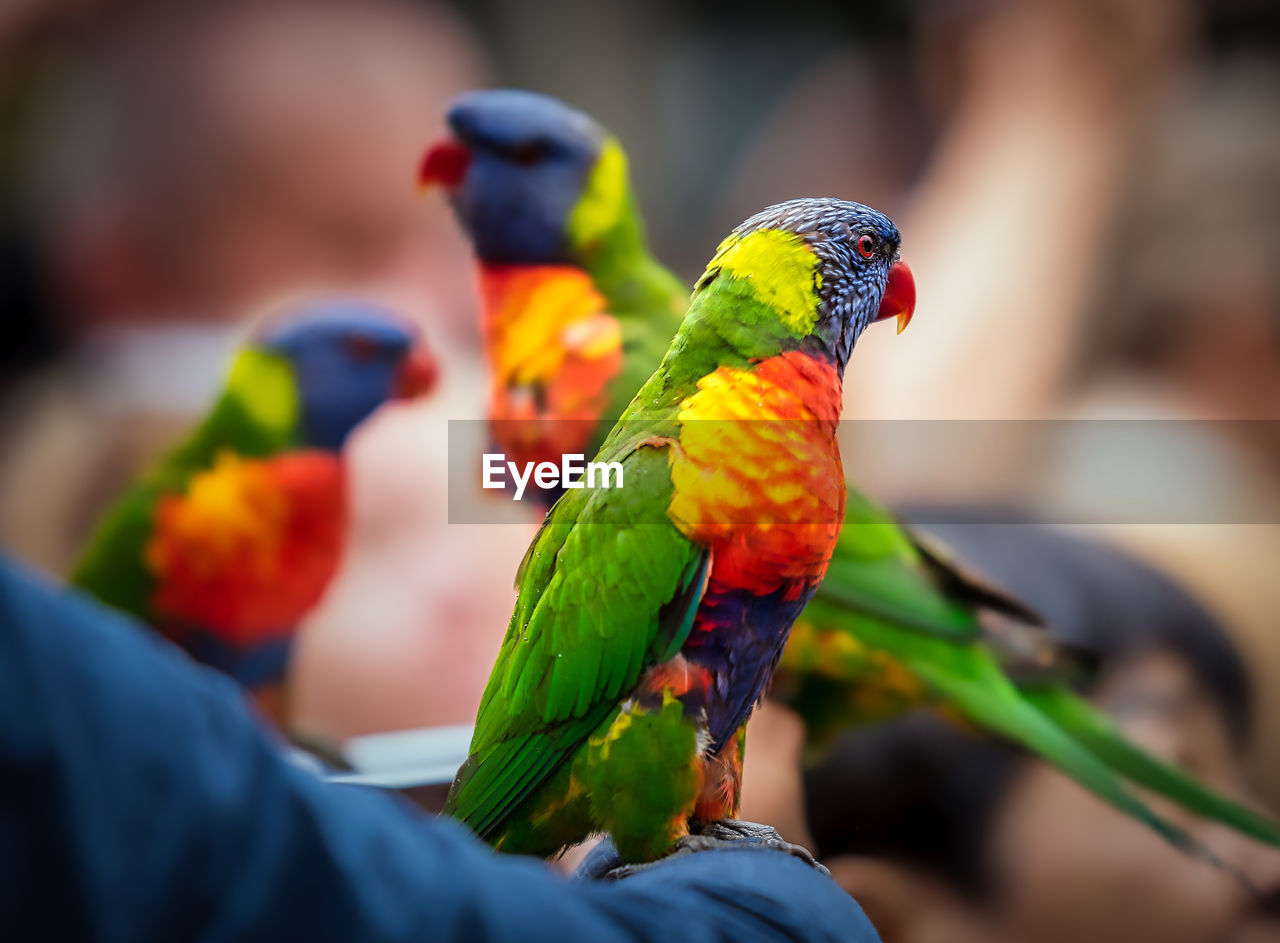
809;491;983;642
804;489;1101;680
445;439;709;838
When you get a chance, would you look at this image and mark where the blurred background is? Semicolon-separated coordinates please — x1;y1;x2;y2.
2;1;1279;939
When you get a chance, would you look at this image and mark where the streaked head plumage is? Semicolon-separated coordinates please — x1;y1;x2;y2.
702;198;915;369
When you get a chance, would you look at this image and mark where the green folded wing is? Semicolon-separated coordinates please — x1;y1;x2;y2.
809;491;982;641
445;440;709;838
809;492;1089;685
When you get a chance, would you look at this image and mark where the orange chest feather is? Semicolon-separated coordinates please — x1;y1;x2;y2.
145;451;347;645
667;352;845;596
478;264;621;463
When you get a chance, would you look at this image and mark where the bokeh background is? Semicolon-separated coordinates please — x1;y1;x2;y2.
2;1;1279;938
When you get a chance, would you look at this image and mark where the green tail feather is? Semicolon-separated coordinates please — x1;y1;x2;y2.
838;621;1212;857
1026;684;1280;849
846;624;1263;884
908;649;1269;887
912;660;1203;858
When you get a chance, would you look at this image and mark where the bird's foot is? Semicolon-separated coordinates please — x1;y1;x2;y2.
680;819;828;875
574;820;827;881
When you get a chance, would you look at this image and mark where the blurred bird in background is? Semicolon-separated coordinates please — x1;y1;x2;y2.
421;88;687;499
71;299;436;730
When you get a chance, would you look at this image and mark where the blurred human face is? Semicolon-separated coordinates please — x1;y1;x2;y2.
987;651;1280;943
116;0;482;333
190;38;472;325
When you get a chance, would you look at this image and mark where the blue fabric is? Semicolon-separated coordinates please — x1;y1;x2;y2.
0;558;879;943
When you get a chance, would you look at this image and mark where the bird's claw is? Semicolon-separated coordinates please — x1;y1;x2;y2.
574;820;828;881
680;819;828;875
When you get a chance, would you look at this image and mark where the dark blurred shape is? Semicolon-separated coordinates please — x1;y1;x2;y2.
1203;0;1280;55
0;230;62;380
1066;54;1280;813
807;711;1017;895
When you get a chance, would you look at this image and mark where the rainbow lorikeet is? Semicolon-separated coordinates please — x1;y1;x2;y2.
70;300;437;727
443;197;929;862
420;88;687;486
426;89;1280;860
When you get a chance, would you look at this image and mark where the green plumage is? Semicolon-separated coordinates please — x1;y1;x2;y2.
445;440;707;855
576;690;704;862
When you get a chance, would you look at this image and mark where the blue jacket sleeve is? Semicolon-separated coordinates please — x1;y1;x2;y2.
0;559;879;943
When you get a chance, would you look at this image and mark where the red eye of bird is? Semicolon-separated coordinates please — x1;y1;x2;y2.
509;139;548;166
857;234;876;260
344;335;382;363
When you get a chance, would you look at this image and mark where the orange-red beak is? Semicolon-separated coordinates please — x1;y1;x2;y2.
418;139;471;191
874;261;916;334
395;347;439;399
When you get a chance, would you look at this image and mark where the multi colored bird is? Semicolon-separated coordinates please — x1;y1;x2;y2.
420;88;687;496
71;300;437;727
445;197;922;862
428;90;1280;861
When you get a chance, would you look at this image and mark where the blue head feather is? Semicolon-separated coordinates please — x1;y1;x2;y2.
256;299;418;451
442;89;605;264
734;198;903;371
